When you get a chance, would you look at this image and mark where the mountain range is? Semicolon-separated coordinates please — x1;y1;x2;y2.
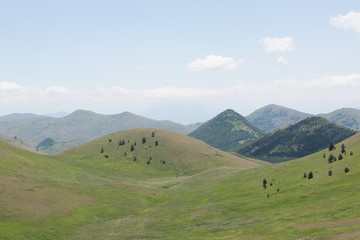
0;110;197;154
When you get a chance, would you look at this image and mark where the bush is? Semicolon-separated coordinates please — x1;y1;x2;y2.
142;137;146;144
350;151;353;156
308;171;313;179
100;147;104;153
338;154;343;160
329;142;335;151
344;167;350;173
328;170;332;176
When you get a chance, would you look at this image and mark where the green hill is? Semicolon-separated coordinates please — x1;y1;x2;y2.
246;104;313;133
189;109;265;152
61;128;261;177
238;116;357;163
0;110;196;154
320;108;360;131
1;128;360;239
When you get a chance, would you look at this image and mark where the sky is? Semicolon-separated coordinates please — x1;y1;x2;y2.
1;0;360;123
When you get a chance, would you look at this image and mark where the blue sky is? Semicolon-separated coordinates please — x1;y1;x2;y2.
1;0;360;123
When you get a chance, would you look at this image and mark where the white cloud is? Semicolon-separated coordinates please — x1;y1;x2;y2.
260;37;295;53
187;55;245;71
330;10;360;33
277;56;288;65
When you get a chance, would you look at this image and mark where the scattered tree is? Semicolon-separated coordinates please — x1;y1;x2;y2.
124;152;127;156
308;171;313;179
152;132;155;137
350;151;354;156
329;142;335;151
341;144;346;154
328;154;335;163
344;167;350;173
155;140;159;146
338;153;343;160
147;160;151;165
142;137;146;144
104;154;108;159
323;152;326;158
267;193;269;198
303;173;307;178
328;170;332;176
133;156;137;161
263;179;267;189
134;141;136;146
270;183;273;186
100;147;104;153
109;139;112;143
277;188;280;192
130;144;135;152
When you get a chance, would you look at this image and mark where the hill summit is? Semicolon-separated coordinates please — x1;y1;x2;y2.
237;116;357;163
189;109;265;152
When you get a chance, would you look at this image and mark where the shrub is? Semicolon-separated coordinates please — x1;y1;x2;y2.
328;170;332;176
303;173;307;178
308;171;313;179
142;137;146;144
155;140;159;146
100;147;104;153
350;151;353;156
338;154;343;160
152;132;155;137
329;142;335;151
344;167;350;173
130;144;135;152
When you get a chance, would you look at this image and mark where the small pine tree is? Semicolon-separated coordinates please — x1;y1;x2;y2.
344;167;350;173
329;142;335;151
350;151;353;156
109;139;112;143
152;132;155;137
142;137;146;144
341;144;346;154
155;140;159;146
277;188;280;192
263;179;267;189
104;155;108;159
147;160;150;165
130;144;135;152
328;170;332;176
338;153;343;160
308;171;313;179
328;154;335;163
134;141;136;146
323;152;326;158
100;147;104;153
133;156;137;161
303;173;307;178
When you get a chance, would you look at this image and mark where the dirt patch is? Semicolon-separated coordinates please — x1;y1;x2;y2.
294;217;360;231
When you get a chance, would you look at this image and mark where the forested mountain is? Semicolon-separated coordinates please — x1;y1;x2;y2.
189;109;265;151
237;117;356;163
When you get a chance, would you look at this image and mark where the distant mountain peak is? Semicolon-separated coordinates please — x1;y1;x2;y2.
246;104;313;133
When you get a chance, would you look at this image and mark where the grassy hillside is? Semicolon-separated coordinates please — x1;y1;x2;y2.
0;110;196;154
189;109;265;152
1;129;360;239
238;117;357;163
246;104;313;133
61;128;261;177
320;108;360;131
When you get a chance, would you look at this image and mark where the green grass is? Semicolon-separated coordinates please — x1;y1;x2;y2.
0;129;359;239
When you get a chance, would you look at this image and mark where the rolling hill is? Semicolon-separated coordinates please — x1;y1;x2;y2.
320;108;360;131
0;110;197;154
246;104;313;133
237;116;357;163
1;127;360;239
189;109;265;152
